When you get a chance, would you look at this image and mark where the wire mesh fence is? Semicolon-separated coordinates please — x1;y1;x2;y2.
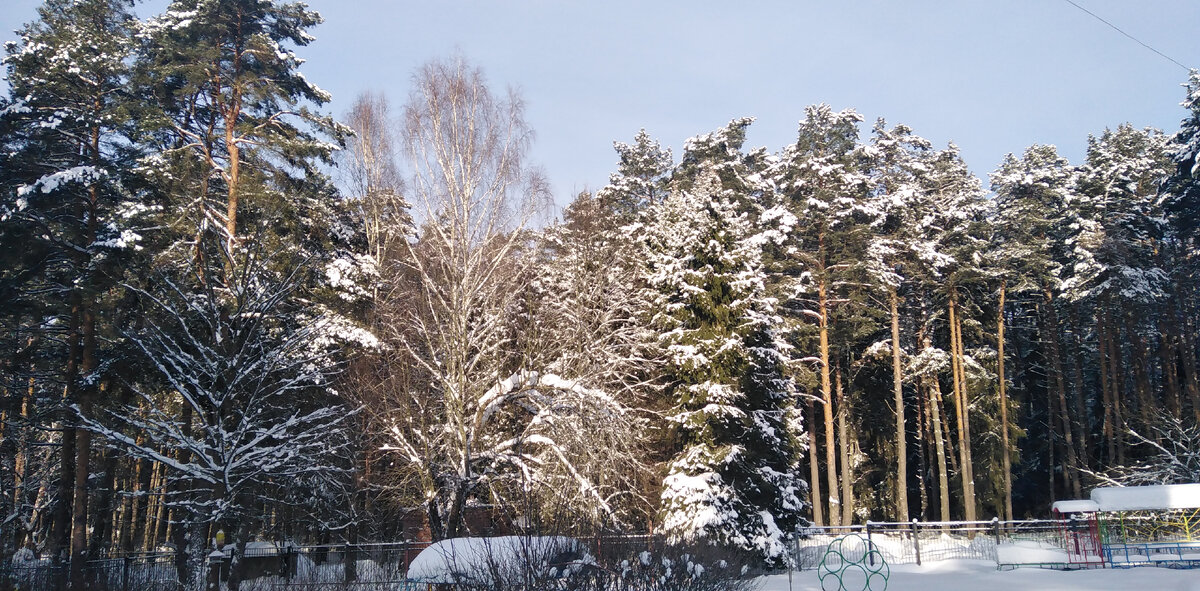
794;519;1074;570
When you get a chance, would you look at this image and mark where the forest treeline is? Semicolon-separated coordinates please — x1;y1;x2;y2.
2;0;1200;588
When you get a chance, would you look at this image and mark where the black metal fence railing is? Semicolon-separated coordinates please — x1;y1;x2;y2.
205;542;429;589
0;522;1108;590
1;552;178;591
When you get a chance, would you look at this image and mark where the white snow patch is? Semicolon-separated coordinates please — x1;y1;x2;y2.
1091;483;1200;511
406;536;589;585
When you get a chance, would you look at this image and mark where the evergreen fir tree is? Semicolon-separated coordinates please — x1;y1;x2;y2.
596;129;673;224
644;119;804;567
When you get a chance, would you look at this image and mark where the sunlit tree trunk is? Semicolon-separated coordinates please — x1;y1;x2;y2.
807;398;824;526
890;290;908;521
836;369;854;525
996;282;1013;522
818;277;840;526
948;296;976;522
923;332;951;523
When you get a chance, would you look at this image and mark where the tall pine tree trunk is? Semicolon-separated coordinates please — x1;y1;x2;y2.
171;405;194;585
890;290;908;521
948;297;976;522
87;449;119;558
52;296;82;589
1123;308;1154;435
996;283;1013;522
836;368;854;525
1158;314;1182;419
924;333;951;523
915;375;929;521
1098;305;1116;464
1068;305;1091;471
1182;304;1200;423
807;398;824;526
12;374;33;551
1041;289;1082;499
819;279;840;526
69;308;96;590
1103;305;1127;464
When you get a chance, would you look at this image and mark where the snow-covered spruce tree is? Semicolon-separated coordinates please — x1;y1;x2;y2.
0;0;146;582
641;119;804;568
88;246;356;591
595;129;674;224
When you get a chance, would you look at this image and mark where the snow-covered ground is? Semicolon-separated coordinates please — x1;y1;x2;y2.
758;559;1200;591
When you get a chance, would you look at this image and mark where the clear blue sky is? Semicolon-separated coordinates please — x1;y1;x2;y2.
3;1;1198;211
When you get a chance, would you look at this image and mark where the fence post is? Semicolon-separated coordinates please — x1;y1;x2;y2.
122;556;131;591
911;519;922;566
206;550;224;591
344;542;357;583
865;521;874;567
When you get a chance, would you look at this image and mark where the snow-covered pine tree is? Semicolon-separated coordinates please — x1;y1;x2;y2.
990;144;1086;500
644;119;804;568
0;1;145;583
1162;70;1200;244
595;129;673;224
1066;125;1171;305
770;105;871;526
862;119;934;522
1068;126;1174;429
922;145;993;521
1161;70;1200;423
134;0;347;270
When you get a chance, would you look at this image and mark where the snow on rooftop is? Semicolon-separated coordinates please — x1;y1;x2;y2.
1051;499;1100;514
1090;483;1200;511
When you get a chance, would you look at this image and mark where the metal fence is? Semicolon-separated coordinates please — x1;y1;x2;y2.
793;519;1074;570
1;544;430;591
1;552;177;591
208;542;429;589
0;523;1108;590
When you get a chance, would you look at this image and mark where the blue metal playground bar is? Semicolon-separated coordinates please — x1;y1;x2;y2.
1103;541;1200;567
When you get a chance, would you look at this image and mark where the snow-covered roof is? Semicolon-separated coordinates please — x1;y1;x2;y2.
1051;499;1100;514
407;536;589;585
1089;483;1200;512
